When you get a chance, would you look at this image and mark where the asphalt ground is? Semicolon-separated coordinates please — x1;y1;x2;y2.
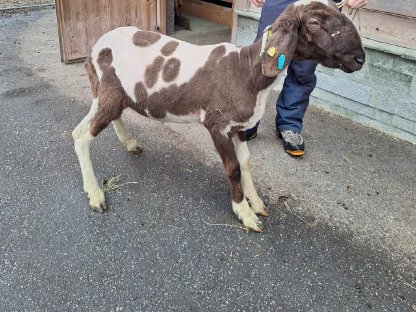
1;9;415;311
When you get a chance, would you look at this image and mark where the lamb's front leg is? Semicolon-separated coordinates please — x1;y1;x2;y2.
232;133;268;217
209;130;263;232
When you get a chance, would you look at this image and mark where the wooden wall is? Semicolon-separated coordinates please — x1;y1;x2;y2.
348;0;416;50
178;0;233;26
366;0;416;18
55;0;164;63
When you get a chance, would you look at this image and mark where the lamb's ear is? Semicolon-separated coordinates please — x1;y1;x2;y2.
261;5;300;77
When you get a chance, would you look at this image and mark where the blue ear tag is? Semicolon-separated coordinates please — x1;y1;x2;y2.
277;54;286;70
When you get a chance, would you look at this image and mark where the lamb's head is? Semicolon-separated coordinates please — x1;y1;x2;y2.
261;0;365;77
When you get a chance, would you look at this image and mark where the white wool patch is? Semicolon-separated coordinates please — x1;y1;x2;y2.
163;112;201;123
294;0;329;6
200;109;206;123
72;98;99;140
91;26;240;103
232;137;265;214
232;199;262;231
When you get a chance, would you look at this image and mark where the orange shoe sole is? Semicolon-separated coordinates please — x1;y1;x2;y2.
286;149;305;157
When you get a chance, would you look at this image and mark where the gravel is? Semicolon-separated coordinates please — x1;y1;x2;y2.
0;0;53;9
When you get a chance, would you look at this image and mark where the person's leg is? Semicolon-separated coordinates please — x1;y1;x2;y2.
275;60;317;156
255;0;290;39
276;60;317;132
245;0;294;140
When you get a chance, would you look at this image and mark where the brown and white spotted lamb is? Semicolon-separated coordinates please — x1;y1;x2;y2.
73;0;365;232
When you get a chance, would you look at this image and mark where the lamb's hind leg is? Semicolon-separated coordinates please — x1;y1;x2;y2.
232;132;268;216
72;98;106;212
112;118;143;153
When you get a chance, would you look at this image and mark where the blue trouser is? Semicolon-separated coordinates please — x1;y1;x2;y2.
249;0;317;134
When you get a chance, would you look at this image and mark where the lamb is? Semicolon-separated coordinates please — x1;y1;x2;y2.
72;0;365;232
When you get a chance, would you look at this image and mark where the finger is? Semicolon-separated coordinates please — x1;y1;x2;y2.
348;0;367;9
252;0;263;8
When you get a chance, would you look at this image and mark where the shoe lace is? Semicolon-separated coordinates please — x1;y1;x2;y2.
281;130;303;145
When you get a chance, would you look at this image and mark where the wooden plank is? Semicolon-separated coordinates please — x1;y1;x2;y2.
130;0;141;28
233;0;248;11
84;0;98;50
76;0;88;58
231;12;237;44
366;0;416;19
149;0;158;31
64;0;86;61
55;0;66;62
179;0;233;26
353;9;416;50
140;0;151;30
102;0;111;35
159;0;167;34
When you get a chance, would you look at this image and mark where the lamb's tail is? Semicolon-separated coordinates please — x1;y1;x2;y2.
84;56;100;98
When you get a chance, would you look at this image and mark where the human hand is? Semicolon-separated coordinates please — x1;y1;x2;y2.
250;0;264;8
347;0;368;9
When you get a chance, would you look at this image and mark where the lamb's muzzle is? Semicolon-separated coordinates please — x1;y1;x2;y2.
72;0;365;232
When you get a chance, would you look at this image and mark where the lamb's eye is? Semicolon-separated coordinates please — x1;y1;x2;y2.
307;18;321;28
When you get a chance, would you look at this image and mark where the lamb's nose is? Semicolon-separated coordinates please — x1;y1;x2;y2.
355;56;364;66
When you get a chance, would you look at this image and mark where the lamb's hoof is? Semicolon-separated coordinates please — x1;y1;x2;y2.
90;202;107;213
126;140;143;153
249;199;269;217
256;208;269;217
240;212;264;232
233;200;264;232
88;188;106;213
246;221;264;233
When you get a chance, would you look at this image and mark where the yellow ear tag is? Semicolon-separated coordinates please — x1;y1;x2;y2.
267;29;273;39
267;47;277;57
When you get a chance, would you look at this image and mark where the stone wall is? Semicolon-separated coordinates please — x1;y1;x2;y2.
234;13;416;144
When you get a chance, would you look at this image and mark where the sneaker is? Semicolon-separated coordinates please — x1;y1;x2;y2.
277;130;305;157
245;128;258;141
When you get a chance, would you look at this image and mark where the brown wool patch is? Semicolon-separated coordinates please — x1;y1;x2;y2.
132;31;161;47
148;105;167;119
144;85;181;119
90;66;127;136
161;41;179;56
134;82;148;103
133;82;149;116
145;56;165;88
207;45;226;64
162;58;181;82
97;48;113;71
